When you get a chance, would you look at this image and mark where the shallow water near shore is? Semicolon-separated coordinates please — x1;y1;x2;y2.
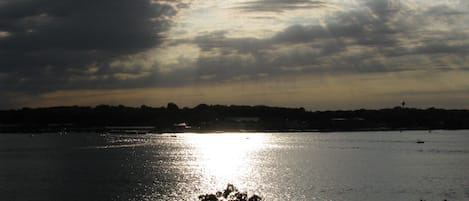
1;130;469;201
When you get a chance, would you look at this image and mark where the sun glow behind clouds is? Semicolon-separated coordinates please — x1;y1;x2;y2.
2;0;469;109
182;133;269;190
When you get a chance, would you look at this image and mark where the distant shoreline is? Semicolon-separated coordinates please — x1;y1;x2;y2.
2;104;469;133
0;127;466;134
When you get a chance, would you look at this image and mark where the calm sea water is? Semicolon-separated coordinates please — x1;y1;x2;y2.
1;131;469;201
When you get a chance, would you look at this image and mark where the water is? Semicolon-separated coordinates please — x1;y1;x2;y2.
1;131;469;201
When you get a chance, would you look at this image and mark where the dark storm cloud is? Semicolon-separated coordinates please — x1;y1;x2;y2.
0;0;180;93
235;0;329;13
1;0;469;109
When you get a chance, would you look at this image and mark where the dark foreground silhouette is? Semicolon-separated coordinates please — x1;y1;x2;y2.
199;184;261;201
2;103;469;133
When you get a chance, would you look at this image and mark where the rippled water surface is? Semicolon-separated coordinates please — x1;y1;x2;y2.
1;131;469;201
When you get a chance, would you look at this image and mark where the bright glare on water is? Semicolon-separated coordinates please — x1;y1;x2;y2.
183;133;267;191
1;131;469;201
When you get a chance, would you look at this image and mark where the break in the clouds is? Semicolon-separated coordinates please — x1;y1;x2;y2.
1;0;469;109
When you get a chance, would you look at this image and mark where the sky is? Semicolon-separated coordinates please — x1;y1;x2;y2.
0;0;468;110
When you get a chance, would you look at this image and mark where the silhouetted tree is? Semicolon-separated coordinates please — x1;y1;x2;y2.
166;102;179;111
2;104;469;133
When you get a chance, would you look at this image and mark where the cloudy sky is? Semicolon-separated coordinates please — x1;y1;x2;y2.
1;0;468;110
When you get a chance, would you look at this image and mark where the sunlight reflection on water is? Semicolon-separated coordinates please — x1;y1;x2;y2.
2;131;469;201
181;133;270;194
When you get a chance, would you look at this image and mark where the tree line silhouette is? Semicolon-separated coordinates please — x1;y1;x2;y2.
1;103;469;133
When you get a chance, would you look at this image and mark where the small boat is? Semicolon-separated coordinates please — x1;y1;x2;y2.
416;140;425;144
